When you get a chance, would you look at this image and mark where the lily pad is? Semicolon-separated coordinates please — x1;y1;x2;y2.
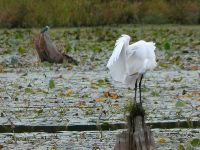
175;100;187;108
177;144;185;150
164;42;171;50
18;47;26;55
25;88;33;94
49;79;55;89
190;138;200;147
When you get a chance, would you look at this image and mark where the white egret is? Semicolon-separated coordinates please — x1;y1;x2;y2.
107;34;157;104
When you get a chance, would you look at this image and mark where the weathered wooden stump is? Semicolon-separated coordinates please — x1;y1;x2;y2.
34;32;78;65
114;103;154;150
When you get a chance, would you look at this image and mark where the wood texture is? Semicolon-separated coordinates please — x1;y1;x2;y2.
114;104;154;150
34;33;78;65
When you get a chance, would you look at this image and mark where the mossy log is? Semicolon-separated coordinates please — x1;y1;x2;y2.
114;104;154;150
34;32;78;65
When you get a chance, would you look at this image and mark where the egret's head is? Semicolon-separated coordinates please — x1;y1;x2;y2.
41;26;49;33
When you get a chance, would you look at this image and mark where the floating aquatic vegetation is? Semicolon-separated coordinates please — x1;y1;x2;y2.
49;79;55;89
17;47;26;55
175;100;187;108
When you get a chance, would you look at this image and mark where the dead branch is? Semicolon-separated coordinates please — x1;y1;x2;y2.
34;32;78;65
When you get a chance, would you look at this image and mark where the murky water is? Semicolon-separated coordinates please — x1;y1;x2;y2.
0;26;199;149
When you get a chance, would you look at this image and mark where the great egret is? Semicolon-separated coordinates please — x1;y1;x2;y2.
107;34;157;104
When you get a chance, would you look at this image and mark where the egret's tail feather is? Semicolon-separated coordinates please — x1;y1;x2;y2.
147;42;156;51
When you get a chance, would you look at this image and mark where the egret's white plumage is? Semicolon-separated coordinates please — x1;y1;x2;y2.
107;34;157;88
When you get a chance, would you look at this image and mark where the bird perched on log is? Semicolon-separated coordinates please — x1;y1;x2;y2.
107;34;157;104
41;26;49;33
34;26;78;65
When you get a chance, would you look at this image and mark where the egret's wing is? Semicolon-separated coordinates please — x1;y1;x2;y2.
107;35;130;68
107;34;130;82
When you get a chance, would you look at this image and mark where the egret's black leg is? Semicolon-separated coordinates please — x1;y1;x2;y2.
134;79;138;103
139;74;144;105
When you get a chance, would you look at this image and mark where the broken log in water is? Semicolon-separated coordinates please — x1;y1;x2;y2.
114;103;154;150
34;32;78;65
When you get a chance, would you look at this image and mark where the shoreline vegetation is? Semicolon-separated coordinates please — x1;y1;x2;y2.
0;0;200;28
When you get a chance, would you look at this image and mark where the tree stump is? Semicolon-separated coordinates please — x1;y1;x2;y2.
114;103;154;150
34;32;78;65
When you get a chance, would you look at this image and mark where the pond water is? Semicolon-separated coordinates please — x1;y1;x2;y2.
0;26;199;149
